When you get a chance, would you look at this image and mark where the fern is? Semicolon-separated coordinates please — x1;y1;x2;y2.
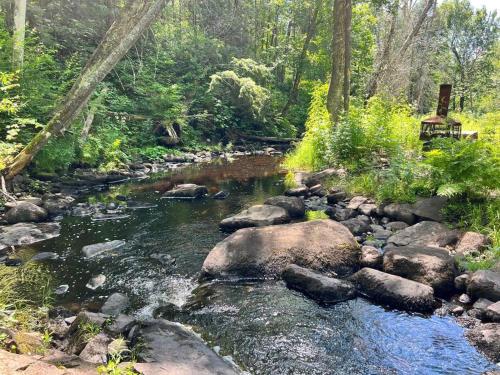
436;183;465;197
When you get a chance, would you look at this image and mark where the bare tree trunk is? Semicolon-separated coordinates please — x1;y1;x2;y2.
2;0;168;181
365;4;398;100
365;0;435;100
326;0;352;123
81;106;97;141
343;0;352;113
12;0;27;70
282;0;321;115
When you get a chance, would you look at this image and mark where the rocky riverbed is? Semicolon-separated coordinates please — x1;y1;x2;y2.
0;154;498;374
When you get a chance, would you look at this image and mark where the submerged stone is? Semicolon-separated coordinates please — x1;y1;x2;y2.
134;319;240;375
86;274;106;290
82;240;126;258
0;222;60;253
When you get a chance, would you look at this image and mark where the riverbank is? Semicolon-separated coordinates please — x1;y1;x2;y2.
0;156;498;374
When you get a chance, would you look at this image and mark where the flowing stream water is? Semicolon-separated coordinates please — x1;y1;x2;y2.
19;155;496;375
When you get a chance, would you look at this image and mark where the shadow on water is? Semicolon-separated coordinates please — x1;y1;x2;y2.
17;155;496;375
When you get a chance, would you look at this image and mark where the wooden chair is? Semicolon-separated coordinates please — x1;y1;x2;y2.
420;84;462;141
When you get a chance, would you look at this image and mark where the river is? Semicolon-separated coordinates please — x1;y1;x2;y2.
19;155;496;375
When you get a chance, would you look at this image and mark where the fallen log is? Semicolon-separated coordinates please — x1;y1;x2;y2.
236;133;299;144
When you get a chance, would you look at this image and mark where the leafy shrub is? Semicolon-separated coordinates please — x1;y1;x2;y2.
284;83;334;171
285;89;421;172
424;138;500;198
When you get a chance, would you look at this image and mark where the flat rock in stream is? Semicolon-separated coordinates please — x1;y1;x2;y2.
86;274;106;290
386;221;459;248
82;240;126;258
264;196;305;218
5;202;48;224
30;252;60;262
163;184;208;199
101;293;130;315
219;204;290;232
134;319;240;375
383;246;457;296
0;222;61;253
203;220;360;279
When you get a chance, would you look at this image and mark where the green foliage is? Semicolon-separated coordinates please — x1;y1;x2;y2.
284;83;333;171
306;210;329;221
79;321;102;342
0;263;53;332
423;138;500;198
209;69;270;121
444;198;499;271
285;90;421;172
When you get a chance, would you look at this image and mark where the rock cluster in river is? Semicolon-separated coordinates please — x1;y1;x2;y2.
200;167;500;361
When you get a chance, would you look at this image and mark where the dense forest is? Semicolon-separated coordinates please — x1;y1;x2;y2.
0;0;499;374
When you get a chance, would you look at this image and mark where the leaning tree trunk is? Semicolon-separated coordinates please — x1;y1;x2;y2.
2;0;168;181
281;0;321;115
326;0;352;123
12;0;27;70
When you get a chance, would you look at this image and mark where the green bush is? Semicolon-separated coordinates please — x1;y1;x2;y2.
424;138;500;198
285;89;422;172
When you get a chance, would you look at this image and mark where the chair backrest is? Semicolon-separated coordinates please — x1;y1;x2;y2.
436;84;452;117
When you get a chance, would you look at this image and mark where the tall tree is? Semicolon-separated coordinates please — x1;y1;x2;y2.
282;0;322;115
365;0;436;100
2;0;168;180
327;0;352;122
12;0;27;70
441;0;498;111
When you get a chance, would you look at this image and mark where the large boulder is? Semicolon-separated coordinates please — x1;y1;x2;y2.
82;240;126;258
386;221;459;248
284;186;309;197
347;196;368;210
340;215;371;236
202;220;360;279
163;184;208;199
360;246;382;269
0;223;60;253
264;196;305;218
383;203;416;225
304;168;344;187
101;293;130;315
411;196;447;222
485;301;500;322
134;319;240;375
326;206;357;221
79;333;111;364
5;202;48;224
219;205;290;232
467;270;500;302
383;246;456;295
42;194;75;215
455;232;490;256
282;264;356;304
467;323;500;362
350;268;435;312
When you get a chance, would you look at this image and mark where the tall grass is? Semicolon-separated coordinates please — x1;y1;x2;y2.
0;263;54;331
